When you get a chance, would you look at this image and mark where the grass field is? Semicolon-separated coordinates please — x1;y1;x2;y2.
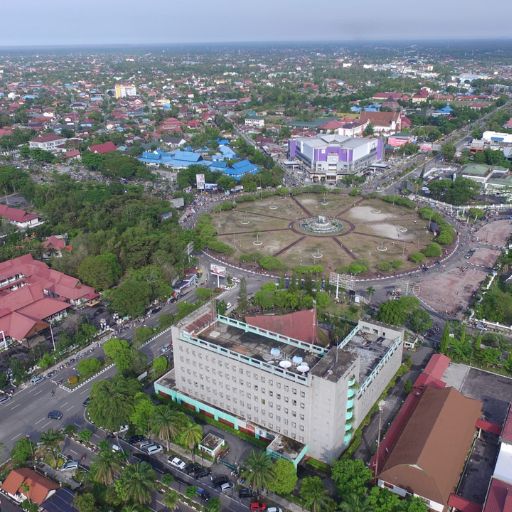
211;194;435;274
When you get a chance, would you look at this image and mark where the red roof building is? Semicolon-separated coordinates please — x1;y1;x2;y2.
483;478;512;512
1;468;58;505
0;254;97;342
89;141;117;154
0;204;40;229
245;309;318;344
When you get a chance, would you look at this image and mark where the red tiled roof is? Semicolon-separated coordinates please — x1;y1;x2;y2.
502;406;512;444
30;134;65;143
0;254;96;341
245;309;318;344
448;493;483;512
483;478;512;512
423;353;450;380
359;111;400;127
1;468;58;505
89;141;116;154
0;204;39;224
42;236;66;251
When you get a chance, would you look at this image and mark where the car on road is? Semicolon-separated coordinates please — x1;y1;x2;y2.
159;344;172;354
144;443;163;455
184;462;200;475
82;397;91;407
267;507;283;512
239;487;254;498
226;302;232;309
168;457;187;470
128;435;146;444
60;460;79;471
31;375;45;385
250;501;267;510
111;444;122;452
196;488;210;502
193;467;211;479
47;410;63;420
0;394;11;405
211;475;231;490
220;481;232;492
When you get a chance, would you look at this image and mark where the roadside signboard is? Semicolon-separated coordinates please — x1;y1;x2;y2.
196;173;205;190
210;264;226;278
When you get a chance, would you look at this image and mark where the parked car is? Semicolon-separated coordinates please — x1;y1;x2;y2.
196;488;210;502
168;457;187;470
31;375;44;385
211;475;229;488
128;435;146;444
220;482;232;492
0;394;11;405
144;444;163;455
60;460;79;471
47;410;63;420
159;344;172;354
82;397;91;407
239;487;254;499
111;444;122;452
184;462;200;475
250;501;267;511
267;507;283;512
194;467;211;479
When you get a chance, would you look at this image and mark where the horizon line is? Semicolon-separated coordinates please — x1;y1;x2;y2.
1;37;512;50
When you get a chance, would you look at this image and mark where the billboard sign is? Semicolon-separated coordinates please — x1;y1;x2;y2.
210;263;226;277
196;173;205;190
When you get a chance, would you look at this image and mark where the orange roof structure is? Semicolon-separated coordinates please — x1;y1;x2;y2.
378;386;482;509
1;468;58;505
245;309;318;344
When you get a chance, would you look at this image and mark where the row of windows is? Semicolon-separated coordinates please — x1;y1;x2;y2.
179;355;307;398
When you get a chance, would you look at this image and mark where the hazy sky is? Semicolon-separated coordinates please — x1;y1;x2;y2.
1;0;511;46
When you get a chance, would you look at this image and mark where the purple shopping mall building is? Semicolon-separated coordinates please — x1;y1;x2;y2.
288;134;384;183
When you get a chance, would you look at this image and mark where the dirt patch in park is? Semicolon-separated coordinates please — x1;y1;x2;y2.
468;248;501;268
417;267;488;316
475;220;512;247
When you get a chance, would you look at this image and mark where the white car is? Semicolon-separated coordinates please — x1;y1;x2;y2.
267;508;283;512
60;460;79;471
144;444;163;455
226;302;232;310
168;456;186;470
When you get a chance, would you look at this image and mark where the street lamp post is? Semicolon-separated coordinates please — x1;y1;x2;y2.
49;324;56;352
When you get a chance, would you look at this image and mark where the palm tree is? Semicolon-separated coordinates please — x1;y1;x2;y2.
179;422;203;460
90;446;122;485
163;489;180;511
242;451;275;493
151;407;186;450
299;476;334;512
38;429;64;468
119;462;156;506
339;493;372;512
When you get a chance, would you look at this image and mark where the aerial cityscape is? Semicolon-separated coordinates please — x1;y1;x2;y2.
1;2;512;512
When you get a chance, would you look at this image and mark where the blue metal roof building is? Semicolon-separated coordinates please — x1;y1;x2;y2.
219;145;237;159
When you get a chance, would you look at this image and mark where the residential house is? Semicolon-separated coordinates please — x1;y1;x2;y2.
359;111;402;135
29;134;66;152
89;141;117;154
1;468;58;506
0;205;42;229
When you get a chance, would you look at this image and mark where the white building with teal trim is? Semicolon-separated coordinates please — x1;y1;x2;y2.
155;306;404;464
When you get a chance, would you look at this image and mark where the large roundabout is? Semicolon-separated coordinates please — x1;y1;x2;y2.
209;193;439;276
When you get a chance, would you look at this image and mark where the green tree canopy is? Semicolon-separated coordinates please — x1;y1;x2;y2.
76;357;102;380
267;459;298;495
78;252;122;290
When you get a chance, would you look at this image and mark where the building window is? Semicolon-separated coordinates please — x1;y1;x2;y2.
300;425;304;431
284;408;288;414
292;388;297;395
300;391;305;398
300;414;304;420
276;405;281;411
284;397;289;403
292;422;296;428
269;391;273;397
277;394;281;400
300;403;305;409
261;399;266;405
292;400;297;406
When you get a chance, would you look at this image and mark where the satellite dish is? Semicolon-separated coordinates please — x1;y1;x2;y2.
297;364;310;373
271;348;281;357
279;360;292;369
292;356;303;365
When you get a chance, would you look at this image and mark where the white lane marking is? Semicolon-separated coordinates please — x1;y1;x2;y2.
79;388;89;395
35;417;46;425
40;421;52;430
10;433;23;441
8;403;21;411
64;405;75;412
61;401;69;407
33;388;45;397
